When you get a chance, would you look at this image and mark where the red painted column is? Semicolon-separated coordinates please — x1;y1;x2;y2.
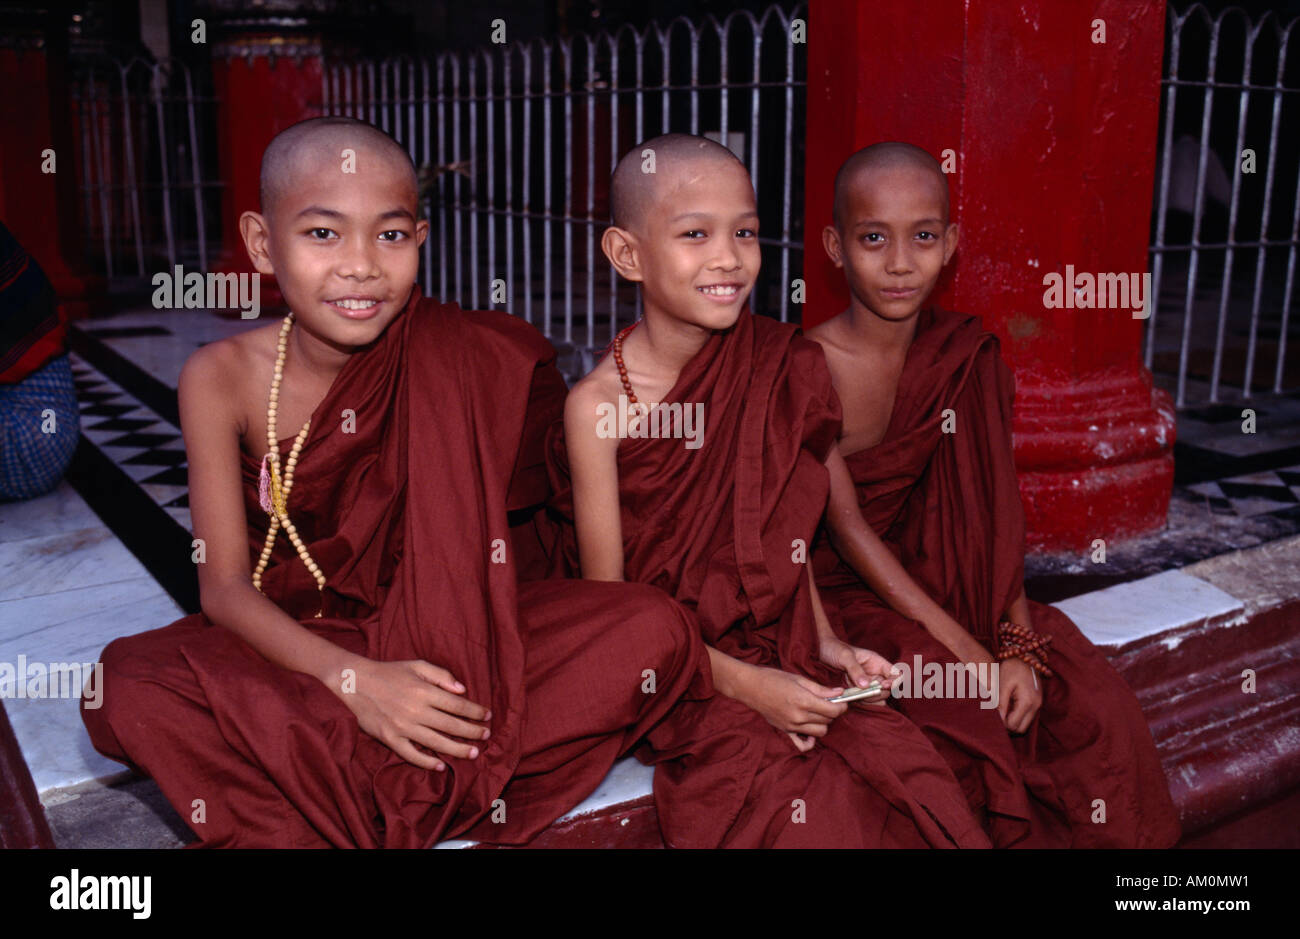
802;0;1174;552
208;36;325;302
0;38;104;317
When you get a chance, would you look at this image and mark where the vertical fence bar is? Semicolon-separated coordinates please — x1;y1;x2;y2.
1276;24;1299;392
660;24;671;134
468;53;480;309
747;14;762;315
88;70;114;279
1147;7;1183;371
634;29;644;144
563;39;574;344
452;57;464;305
780;8;795;322
522;44;534;326
121;65;146;274
719;17;729;152
421;58;433;297
584;36;596;346
504;47;515;320
608;32;621;344
1174;13;1223;408
182;65;209;273
747;13;760;197
543;42;553;336
437;55;448;302
689;22;700;135
150;64;177;273
1242;18;1285;398
1209;13;1255;402
485;52;496;311
366;61;377;125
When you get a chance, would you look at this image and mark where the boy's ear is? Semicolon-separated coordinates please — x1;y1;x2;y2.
239;211;277;276
942;222;960;265
415;218;430;249
601;226;643;282
821;224;845;269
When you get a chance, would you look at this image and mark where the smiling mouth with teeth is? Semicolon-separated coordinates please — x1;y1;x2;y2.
697;285;741;297
330;298;380;310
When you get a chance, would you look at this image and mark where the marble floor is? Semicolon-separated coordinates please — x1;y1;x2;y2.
0;481;184;794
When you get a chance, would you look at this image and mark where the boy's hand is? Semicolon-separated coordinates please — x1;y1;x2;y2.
997;658;1042;734
818;635;899;703
335;658;491;770
735;665;847;740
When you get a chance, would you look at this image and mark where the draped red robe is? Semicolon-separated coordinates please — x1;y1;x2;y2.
813;307;1182;848
81;287;702;848
547;310;989;848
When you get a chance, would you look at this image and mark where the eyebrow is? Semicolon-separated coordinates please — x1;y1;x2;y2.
295;206;416;222
668;210;761;223
853;217;945;229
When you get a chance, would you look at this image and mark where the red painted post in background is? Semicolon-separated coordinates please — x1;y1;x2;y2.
208;36;326;308
0;37;104;318
802;0;1175;553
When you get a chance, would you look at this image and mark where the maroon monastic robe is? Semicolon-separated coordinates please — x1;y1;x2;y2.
546;310;989;848
82;287;702;848
813;307;1182;848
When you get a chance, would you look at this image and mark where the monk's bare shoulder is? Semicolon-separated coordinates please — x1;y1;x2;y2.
804;310;851;351
177;323;280;440
564;357;622;453
804;314;859;385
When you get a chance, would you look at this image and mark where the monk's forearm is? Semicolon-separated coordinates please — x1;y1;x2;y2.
1005;586;1031;627
201;581;363;693
828;519;993;665
706;645;753;701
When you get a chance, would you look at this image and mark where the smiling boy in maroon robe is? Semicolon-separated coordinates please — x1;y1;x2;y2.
547;134;988;848
80;117;700;848
807;142;1181;848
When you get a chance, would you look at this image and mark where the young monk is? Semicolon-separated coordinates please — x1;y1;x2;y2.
807;141;1182;848
546;133;990;848
80;116;701;848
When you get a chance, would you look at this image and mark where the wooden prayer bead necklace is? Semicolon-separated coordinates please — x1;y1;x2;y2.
995;621;1054;678
252;314;326;616
611;320;641;405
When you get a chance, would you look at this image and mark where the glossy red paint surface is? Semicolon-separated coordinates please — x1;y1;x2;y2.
0;47;104;317
210;48;324;306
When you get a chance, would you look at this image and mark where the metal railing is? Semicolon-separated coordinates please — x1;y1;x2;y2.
70;56;219;281
66;2;1297;405
321;3;808;353
1147;3;1300;406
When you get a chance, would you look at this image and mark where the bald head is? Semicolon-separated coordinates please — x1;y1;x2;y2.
259;116;417;220
610;134;746;233
832;142;949;230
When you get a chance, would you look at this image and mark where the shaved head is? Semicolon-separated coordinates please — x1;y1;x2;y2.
259;116;417;220
610;133;746;233
832;142;949;230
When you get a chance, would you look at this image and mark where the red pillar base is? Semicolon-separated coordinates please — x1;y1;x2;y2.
1016;377;1176;552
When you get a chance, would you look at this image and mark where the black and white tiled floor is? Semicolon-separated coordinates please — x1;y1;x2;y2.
70;355;191;533
1185;468;1300;518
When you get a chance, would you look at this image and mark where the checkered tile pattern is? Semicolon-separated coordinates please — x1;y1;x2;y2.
68;354;191;532
1185;468;1300;518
